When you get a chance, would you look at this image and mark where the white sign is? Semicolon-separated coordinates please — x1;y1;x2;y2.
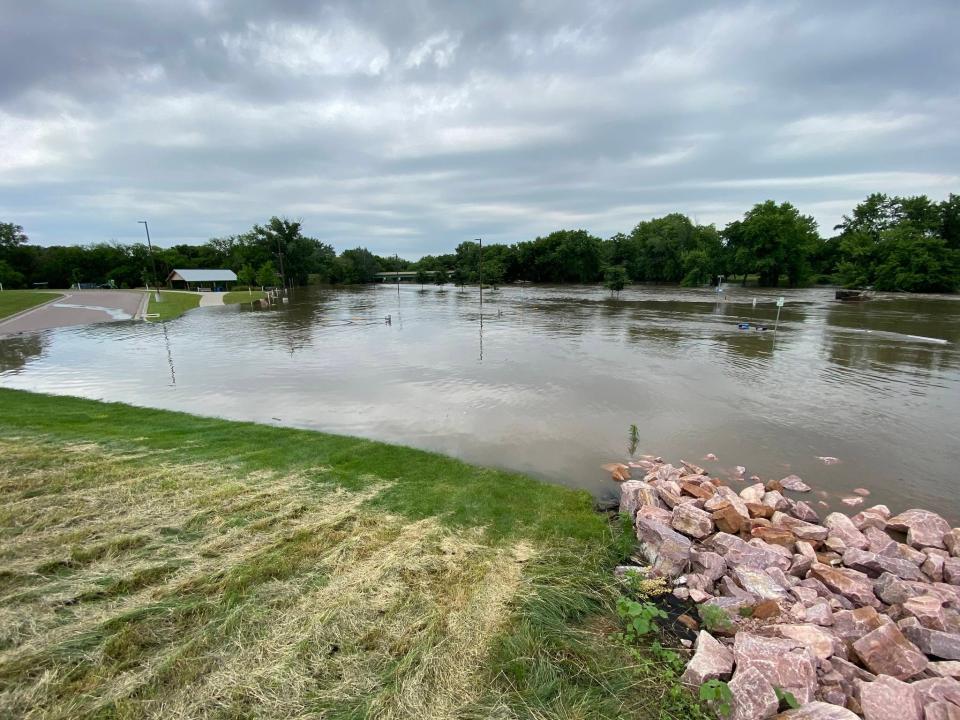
776;296;785;307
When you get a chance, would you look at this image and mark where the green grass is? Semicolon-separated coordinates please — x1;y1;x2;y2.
0;389;702;719
223;290;266;304
0;290;62;320
146;291;200;321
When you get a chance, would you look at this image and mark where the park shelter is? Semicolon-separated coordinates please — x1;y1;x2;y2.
167;269;238;291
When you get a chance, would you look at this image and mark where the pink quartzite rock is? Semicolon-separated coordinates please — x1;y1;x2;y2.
924;703;960;720
635;516;692;578
771;624;836;660
824;513;870;550
771;701;860;719
810;562;881;608
831;606;889;640
772;512;829;542
780;474;811;492
944;529;960;557
806;601;834;626
691;549;727;583
671;502;714;539
740;482;766;504
855;674;923;720
899;617;960;659
680;630;733;686
618;480;663;518
851;508;888;531
864;526;897;557
931;661;960;678
636;503;673;525
707;532;792;572
791;500;820;523
887;509;951;549
874;572;915;605
926;554;948;582
912;676;960;706
733;633;818;704
841;547;923;580
945;557;960;585
762;490;792;511
903;594;948;630
732;565;790;600
852;622;928;679
728;666;780;720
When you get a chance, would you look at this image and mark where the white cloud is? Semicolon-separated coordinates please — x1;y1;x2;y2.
405;31;460;69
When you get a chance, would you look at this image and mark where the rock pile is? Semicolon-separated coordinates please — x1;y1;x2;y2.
615;456;960;719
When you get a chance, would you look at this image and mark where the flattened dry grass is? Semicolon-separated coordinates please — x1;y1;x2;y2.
0;390;662;719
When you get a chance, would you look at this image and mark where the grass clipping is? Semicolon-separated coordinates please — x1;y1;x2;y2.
0;438;535;719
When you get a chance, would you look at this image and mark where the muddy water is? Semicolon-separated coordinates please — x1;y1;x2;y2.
1;285;958;517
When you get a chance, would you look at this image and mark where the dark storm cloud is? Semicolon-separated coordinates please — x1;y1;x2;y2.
1;0;958;254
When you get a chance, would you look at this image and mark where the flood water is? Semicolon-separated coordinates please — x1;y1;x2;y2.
1;284;959;517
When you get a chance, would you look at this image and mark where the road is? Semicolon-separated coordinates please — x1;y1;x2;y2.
0;290;147;336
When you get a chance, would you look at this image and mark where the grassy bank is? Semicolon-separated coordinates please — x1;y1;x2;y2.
145;291;201;321
223;289;266;304
0;291;62;320
0;389;701;719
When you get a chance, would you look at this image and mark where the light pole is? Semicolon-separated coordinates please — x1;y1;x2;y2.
138;221;159;299
476;238;483;313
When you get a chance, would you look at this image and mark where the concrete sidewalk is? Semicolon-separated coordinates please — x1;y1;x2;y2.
0;290;146;336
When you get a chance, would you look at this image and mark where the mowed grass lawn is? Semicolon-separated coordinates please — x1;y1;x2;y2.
145;291;200;321
0;291;62;320
223;290;265;304
0;389;685;720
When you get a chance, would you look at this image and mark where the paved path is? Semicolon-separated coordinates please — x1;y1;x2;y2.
0;290;147;336
198;292;227;307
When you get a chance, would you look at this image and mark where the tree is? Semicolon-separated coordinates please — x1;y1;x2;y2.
434;268;448;286
481;260;504;288
335;248;380;284
604;265;628;297
451;267;468;289
237;263;256;288
724;201;819;287
415;268;430;288
0;223;28;249
256;261;277;288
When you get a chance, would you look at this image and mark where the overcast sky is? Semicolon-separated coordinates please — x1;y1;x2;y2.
1;1;958;255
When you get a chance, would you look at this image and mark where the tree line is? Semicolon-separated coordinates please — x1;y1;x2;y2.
2;193;958;293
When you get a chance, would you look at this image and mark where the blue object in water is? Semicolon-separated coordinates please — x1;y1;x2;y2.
738;323;750;330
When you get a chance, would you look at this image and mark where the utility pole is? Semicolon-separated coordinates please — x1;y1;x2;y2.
138;221;159;299
395;253;400;297
476;238;483;313
276;235;286;292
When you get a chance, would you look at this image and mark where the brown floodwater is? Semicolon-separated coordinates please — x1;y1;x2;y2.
1;284;958;517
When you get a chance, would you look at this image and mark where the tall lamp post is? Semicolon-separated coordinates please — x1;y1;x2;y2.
476;238;483;313
138;221;160;300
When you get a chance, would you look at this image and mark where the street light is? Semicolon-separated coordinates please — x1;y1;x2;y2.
475;238;483;310
138;221;160;299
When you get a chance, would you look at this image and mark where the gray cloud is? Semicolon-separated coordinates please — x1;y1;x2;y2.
1;0;958;255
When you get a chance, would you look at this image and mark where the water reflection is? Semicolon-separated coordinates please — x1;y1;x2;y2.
1;285;958;518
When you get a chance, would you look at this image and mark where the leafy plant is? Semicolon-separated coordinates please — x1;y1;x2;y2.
698;604;734;633
737;605;754;618
699;679;733;717
616;597;667;643
775;687;800;709
628;423;639;456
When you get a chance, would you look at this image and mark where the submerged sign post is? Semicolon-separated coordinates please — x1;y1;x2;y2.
774;296;784;333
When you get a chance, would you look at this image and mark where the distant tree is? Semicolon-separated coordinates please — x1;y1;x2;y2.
451;266;469;289
434;268;448;286
724;201;819;287
0;223;28;249
335;248;380;284
237;263;256;288
604;265;628;297
481;260;504;288
415;268;430;288
255;261;277;288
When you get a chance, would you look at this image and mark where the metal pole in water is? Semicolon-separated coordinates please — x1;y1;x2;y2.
774;296;784;333
476;238;483;314
395;253;400;298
